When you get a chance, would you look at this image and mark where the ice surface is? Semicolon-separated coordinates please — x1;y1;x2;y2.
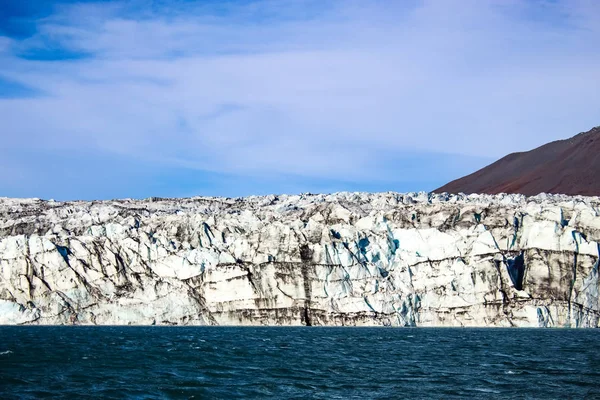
0;191;598;327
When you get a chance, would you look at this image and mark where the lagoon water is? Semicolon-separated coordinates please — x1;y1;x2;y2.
1;327;599;399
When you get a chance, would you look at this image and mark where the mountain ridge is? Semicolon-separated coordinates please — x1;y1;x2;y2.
436;126;600;196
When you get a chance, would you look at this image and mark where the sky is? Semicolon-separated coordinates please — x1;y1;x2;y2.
0;0;599;200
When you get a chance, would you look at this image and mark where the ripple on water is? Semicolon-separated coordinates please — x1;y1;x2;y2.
0;327;599;399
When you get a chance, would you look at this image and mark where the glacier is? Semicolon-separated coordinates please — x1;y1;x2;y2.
0;191;599;327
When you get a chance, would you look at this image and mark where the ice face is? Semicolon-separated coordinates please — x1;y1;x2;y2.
0;191;599;327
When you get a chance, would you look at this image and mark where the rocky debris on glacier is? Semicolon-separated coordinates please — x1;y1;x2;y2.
0;191;599;327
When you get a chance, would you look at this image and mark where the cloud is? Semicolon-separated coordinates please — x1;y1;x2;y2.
0;76;42;98
0;0;599;199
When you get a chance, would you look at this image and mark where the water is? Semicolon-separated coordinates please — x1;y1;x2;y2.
1;327;599;399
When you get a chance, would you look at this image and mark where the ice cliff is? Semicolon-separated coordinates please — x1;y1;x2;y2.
1;192;599;327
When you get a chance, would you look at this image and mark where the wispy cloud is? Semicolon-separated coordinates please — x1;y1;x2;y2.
0;0;599;199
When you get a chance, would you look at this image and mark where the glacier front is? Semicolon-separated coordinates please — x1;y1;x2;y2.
0;192;599;327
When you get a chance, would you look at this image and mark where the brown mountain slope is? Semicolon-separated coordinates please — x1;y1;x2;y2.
435;126;600;196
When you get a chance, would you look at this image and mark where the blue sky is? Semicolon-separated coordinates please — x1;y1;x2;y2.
1;0;599;200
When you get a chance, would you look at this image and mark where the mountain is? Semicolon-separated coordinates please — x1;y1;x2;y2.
436;126;600;196
0;192;598;327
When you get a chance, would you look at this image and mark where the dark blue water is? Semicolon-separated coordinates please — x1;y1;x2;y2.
1;327;599;399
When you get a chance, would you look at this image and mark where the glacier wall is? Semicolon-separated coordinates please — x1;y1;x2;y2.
0;192;599;327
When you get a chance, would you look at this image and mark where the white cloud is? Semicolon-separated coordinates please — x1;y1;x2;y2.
1;0;599;187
